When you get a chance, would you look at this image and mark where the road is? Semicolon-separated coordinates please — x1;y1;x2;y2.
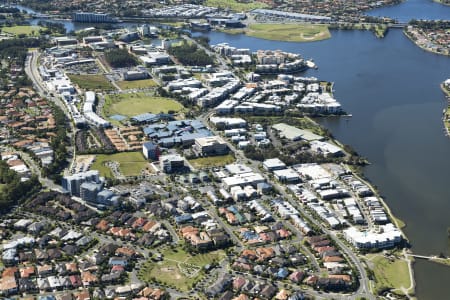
25;49;77;177
198;111;375;300
2;145;63;192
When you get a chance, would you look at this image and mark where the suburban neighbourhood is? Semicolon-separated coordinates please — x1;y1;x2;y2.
0;1;435;300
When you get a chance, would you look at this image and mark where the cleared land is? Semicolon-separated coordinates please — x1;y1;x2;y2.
243;23;331;42
67;74;115;91
205;0;267;11
91;152;148;178
189;154;235;169
116;79;158;90
103;92;184;118
367;254;412;295
138;247;226;291
2;25;44;36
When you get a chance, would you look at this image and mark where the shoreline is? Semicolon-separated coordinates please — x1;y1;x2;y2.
353;171;416;297
433;0;450;6
440;83;450;137
309;116;415;296
403;29;450;57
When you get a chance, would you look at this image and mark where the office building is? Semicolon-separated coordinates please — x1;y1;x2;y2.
62;170;101;197
193;136;229;156
142;141;160;160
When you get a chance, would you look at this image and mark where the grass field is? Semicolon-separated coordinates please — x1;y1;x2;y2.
67;74;115;91
91;152;148;178
103;92;184;118
367;254;412;295
2;25;44;36
139;247;226;291
205;0;267;11
116;79;158;90
189;154;235;169
245;23;331;42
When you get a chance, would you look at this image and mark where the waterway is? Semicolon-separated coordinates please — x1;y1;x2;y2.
366;0;450;22
198;28;450;300
12;2;450;299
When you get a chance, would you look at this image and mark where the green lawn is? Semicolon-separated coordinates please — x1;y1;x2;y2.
205;0;268;11
367;254;412;295
245;23;331;42
103;92;184;118
2;25;44;36
116;79;158;90
67;74;115;91
91;152;148;178
138;247;226;291
189;154;235;169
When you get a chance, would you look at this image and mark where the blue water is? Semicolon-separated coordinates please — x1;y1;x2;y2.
366;0;450;22
197;28;450;299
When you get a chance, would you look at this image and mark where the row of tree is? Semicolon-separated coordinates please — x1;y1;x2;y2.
41;104;70;183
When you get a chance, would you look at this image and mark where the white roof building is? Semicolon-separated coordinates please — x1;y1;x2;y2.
343;224;402;249
263;158;286;171
273;168;300;183
222;172;265;189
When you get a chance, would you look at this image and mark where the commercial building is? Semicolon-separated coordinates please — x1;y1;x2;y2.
209;117;247;129
251;9;332;22
73;12;116;23
122;70;150;81
273;168;301;183
222;172;265;189
83;91;110;128
310;141;344;157
272;123;323;142
142;141;160;160
343;224;402;249
159;154;185;173
263;158;286;172
97;190;119;206
62;170;101;197
193;136;229;156
80;182;103;203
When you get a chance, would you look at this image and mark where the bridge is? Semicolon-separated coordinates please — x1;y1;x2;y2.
406;253;450;262
389;23;408;28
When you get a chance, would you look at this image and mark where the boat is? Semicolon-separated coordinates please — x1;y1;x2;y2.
306;60;318;69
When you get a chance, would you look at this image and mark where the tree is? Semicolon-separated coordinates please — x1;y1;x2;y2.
104;48;138;68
